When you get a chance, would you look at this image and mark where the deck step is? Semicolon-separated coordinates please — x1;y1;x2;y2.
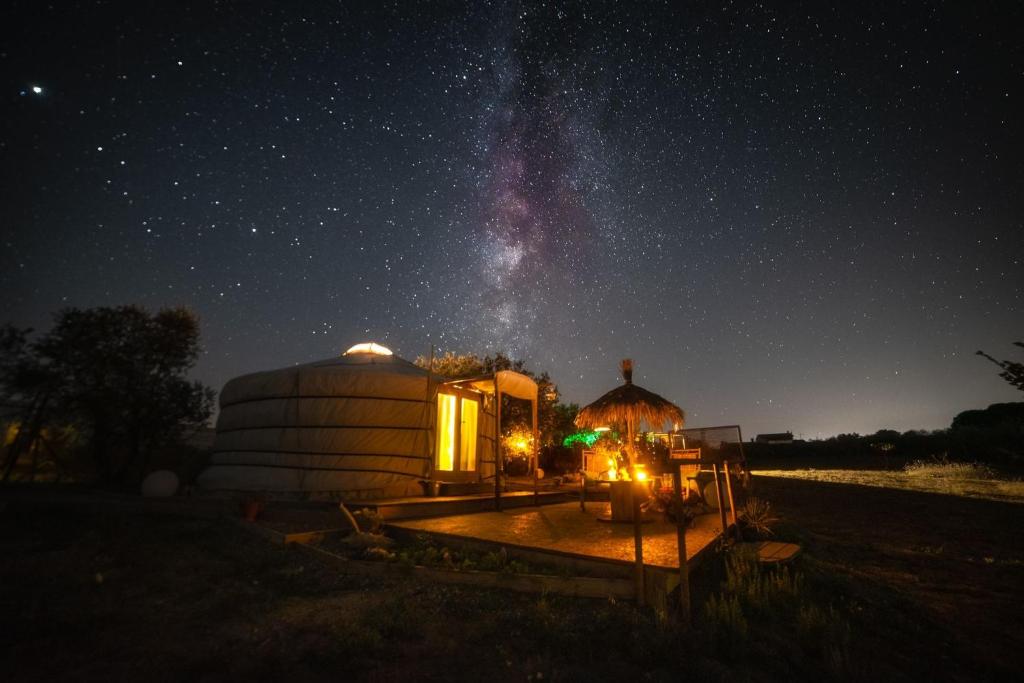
746;541;802;564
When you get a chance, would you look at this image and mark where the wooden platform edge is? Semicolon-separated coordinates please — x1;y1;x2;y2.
292;541;635;601
282;527;350;545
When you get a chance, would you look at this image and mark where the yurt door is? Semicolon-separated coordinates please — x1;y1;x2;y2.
435;392;478;478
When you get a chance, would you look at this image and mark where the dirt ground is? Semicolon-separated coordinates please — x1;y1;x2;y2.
753;476;1024;676
2;476;1023;682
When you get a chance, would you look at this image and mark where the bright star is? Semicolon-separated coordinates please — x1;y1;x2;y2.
31;85;43;94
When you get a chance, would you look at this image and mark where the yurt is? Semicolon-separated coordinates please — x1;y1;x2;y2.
198;342;538;500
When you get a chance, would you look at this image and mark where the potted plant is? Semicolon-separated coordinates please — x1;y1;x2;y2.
239;493;266;521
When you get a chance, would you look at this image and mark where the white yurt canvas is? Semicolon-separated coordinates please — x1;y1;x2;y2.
198;343;441;500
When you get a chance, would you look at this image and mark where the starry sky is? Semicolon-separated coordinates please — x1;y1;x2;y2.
3;1;1022;438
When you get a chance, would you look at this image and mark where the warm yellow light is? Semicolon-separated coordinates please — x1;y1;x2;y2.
503;427;534;457
435;394;456;471
459;397;478;471
343;342;393;356
635;470;648;481
594;426;611;432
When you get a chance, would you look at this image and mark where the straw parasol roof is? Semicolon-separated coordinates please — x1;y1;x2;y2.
575;359;685;431
576;360;684;468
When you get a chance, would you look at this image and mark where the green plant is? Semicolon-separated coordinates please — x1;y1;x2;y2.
703;593;748;658
797;604;852;677
722;547;803;617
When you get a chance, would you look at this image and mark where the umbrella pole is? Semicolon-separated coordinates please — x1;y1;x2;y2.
627;418;636;472
632;481;645;607
672;466;691;626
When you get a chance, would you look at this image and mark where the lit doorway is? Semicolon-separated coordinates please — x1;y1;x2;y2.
435;392;478;477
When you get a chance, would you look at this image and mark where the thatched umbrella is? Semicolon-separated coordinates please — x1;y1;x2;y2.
575;359;685;470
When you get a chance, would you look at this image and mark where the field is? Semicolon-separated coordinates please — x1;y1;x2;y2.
751;467;1024;504
2;473;1023;681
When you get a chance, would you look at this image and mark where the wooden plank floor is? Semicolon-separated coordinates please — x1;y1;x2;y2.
366;490;569;520
366;490;566;507
391;500;723;569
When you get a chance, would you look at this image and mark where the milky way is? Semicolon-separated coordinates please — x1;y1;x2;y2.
3;1;1022;436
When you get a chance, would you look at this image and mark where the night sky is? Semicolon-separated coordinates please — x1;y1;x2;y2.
3;1;1022;438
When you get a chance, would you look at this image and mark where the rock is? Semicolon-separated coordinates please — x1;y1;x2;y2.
141;470;180;497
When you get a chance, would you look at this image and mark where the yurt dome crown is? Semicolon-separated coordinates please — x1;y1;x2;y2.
343;342;393;356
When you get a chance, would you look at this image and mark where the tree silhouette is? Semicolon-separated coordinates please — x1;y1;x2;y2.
1;306;215;485
976;342;1024;393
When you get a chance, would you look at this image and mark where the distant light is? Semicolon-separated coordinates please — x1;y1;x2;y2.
343;342;393;356
635;470;648;482
31;85;43;94
594;426;611;432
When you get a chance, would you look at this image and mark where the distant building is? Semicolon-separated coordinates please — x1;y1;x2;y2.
755;432;794;444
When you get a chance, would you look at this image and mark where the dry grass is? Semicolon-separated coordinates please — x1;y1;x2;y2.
903;456;997;480
751;467;1024;504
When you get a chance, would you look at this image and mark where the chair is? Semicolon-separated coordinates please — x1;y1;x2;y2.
669;447;702;497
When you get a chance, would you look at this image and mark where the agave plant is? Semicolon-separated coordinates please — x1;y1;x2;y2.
738;497;778;537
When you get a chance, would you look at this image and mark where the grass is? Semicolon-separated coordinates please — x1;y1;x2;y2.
3;479;1023;681
751;461;1024;503
319;530;567;576
903;455;997;480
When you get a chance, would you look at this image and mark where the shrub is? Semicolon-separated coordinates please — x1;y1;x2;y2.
704;593;748;657
904;455;997;480
797;604;852;677
722;547;803;616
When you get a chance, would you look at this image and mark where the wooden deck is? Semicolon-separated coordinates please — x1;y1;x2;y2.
361;490;570;520
390;500;724;570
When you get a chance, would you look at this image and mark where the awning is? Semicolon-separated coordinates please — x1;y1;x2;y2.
440;370;538;403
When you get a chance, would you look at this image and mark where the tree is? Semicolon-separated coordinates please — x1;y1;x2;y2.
414;351;568;445
0;306;215;485
977;342;1024;392
951;402;1024;431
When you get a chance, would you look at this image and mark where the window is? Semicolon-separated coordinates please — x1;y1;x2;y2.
459;397;478;471
436;393;456;471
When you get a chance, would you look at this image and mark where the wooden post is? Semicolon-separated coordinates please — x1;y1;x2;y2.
532;393;539;506
712;463;728;535
723;461;741;542
579;473;586;512
422;346;435;482
632;481;645;607
494;386;502;512
672;466;691;626
533;441;539;507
